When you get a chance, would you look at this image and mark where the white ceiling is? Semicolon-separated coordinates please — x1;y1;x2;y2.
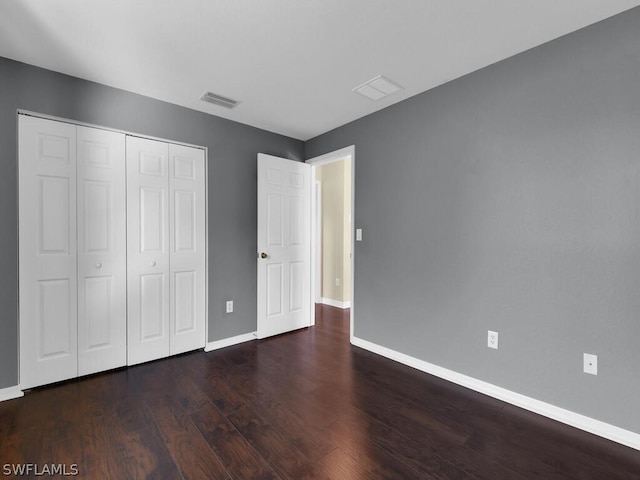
1;1;639;141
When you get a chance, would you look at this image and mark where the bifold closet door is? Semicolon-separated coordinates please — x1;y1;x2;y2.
126;136;171;365
19;116;128;388
76;126;127;375
19;116;78;389
169;143;206;355
127;138;206;364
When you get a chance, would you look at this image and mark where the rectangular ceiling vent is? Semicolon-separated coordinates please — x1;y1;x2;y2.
200;91;239;109
353;75;403;101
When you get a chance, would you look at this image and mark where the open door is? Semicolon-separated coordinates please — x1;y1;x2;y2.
257;153;311;339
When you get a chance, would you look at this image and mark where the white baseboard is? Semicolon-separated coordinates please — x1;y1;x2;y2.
0;385;24;402
205;332;256;352
321;297;351;309
351;336;640;451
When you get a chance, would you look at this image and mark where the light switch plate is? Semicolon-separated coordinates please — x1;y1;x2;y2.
226;300;233;313
356;228;362;241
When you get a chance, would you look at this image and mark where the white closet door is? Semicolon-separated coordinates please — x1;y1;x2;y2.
169;144;206;355
77;126;127;375
19;116;78;389
126;136;170;365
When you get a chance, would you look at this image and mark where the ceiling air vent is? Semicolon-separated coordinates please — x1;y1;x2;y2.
353;75;403;101
200;91;239;109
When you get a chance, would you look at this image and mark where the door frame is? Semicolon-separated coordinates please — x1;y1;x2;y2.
306;146;355;341
314;179;322;304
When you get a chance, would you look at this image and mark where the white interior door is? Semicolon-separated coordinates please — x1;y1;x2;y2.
257;154;311;339
169;143;206;354
126;136;170;365
77;126;127;375
19;116;78;389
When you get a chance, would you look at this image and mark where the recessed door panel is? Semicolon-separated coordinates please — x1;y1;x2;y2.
290;196;304;246
20;115;78;389
84;142;110;168
39;134;71;164
267;167;283;187
290;171;304;189
38;279;72;358
267;194;284;247
140;152;164;176
174;190;196;252
83;276;113;349
289;261;304;312
39;176;71;254
174;156;196;180
83;181;111;253
174;271;196;334
140;273;165;340
141;187;165;253
266;264;283;317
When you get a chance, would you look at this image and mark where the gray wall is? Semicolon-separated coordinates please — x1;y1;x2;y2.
0;57;304;389
306;8;640;433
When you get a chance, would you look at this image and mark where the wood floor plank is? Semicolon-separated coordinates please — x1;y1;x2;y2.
190;403;279;480
150;400;231;480
115;423;183;480
227;403;327;480
314;448;383;480
164;374;215;415
203;372;249;415
246;395;336;463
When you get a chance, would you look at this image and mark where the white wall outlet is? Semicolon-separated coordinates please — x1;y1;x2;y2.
487;330;499;349
225;300;234;313
335;277;340;287
356;228;363;241
583;353;598;375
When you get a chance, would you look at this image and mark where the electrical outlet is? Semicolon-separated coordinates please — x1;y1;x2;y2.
487;330;499;349
583;353;598;375
335;278;340;287
225;300;233;313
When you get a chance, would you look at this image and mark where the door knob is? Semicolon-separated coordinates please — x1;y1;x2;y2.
260;252;268;259
151;261;157;267
95;262;102;269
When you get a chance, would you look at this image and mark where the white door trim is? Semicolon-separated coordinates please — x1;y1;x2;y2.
306;146;355;341
314;180;322;305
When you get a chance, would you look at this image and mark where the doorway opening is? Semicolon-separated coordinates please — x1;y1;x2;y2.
307;146;355;341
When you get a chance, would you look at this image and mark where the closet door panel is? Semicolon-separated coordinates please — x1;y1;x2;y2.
19;116;78;389
169;144;206;355
127;136;170;365
77;126;127;376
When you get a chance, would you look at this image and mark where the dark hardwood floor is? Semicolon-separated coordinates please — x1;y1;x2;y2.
1;304;640;479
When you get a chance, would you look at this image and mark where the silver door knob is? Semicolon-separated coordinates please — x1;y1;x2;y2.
260;252;268;259
151;261;157;267
95;263;102;269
